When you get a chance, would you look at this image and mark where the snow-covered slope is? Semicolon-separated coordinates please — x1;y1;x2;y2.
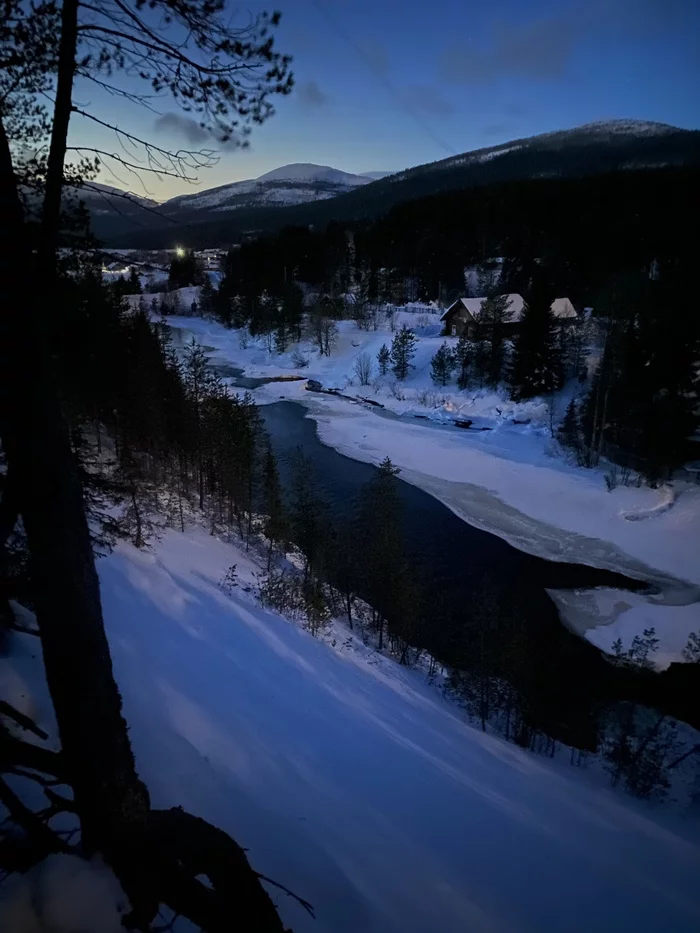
4;527;699;932
161;163;375;214
388;119;684;183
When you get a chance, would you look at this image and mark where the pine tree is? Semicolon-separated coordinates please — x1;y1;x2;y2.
168;249;200;289
198;275;217;319
454;334;472;389
682;632;700;664
390;325;417;380
261;440;287;569
509;284;562;400
479;294;510;387
356;457;404;651
128;266;142;294
377;343;391;376
557;398;580;451
430;342;455;386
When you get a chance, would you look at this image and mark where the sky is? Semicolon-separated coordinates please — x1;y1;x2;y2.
70;0;700;200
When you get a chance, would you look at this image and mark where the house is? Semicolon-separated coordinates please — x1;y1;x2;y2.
440;293;576;338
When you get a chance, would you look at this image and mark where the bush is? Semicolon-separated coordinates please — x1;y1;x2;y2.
291;348;310;368
352;352;373;386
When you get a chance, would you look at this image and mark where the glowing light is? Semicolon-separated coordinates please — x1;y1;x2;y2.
175;247;185;258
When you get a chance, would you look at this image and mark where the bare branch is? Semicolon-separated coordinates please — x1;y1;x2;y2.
72;108;217;166
76;181;184;229
67;147;202;185
256;872;316;918
0;700;49;739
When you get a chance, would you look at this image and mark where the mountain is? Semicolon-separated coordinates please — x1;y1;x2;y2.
158;163;374;215
103;120;700;247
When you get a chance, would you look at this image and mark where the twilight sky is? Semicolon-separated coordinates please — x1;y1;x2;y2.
72;0;700;199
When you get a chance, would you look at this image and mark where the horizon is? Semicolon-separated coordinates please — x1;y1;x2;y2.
70;0;700;200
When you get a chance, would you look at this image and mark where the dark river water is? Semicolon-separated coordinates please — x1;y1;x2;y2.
259;401;661;744
170;324;698;735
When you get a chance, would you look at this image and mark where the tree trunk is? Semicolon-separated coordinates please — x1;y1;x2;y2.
39;0;79;266
0;30;156;913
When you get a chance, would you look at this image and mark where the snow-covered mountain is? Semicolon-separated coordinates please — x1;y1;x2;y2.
161;163;377;215
387;119;684;184
103;119;700;246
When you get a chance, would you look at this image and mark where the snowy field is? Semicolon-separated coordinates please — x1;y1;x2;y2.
162;310;700;665
2;527;700;932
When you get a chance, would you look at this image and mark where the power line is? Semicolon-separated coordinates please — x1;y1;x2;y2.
309;0;456;156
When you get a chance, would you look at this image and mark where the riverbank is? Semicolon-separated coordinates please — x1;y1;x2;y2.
164;314;700;664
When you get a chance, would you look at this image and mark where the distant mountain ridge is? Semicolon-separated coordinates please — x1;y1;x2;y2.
98;120;700;246
159;163;376;215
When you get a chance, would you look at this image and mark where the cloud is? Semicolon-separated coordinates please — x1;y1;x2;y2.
153;112;243;151
361;40;389;76
154;113;209;145
441;1;697;87
297;80;330;109
402;85;456;116
441;15;580;85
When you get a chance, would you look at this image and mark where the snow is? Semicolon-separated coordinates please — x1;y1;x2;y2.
162;163;372;213
582;591;700;670
161;310;700;663
4;528;700;932
0;854;128;932
566;119;678;137
255;163;370;186
470;144;523;163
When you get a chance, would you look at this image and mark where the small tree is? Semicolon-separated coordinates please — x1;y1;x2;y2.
682;631;700;663
479;294;510;387
377;344;391;376
128;267;142;294
307;311;338;357
454;334;472;390
199;275;217;320
557;398;580;454
509;282;562;400
430;342;456;386
261;440;288;569
353;352;373;386
390;325;417;380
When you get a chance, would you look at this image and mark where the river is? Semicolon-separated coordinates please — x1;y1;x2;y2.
169;324;699;737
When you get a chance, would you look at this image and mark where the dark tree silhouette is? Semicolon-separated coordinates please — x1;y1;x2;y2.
0;1;294;928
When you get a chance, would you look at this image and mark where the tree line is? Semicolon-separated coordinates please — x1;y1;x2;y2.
199;242;698;484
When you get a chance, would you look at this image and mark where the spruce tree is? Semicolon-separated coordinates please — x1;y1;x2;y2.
261;440;287;569
479;294;510;387
509;284;562;400
377;343;391;376
356;457;404;651
168;249;200;289
128;266;142;294
430;342;456;386
558;398;579;447
390;325;417;380
454;334;472;390
198;275;217;320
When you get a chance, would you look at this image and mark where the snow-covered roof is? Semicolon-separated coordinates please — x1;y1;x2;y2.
441;293;576;324
551;297;577;319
